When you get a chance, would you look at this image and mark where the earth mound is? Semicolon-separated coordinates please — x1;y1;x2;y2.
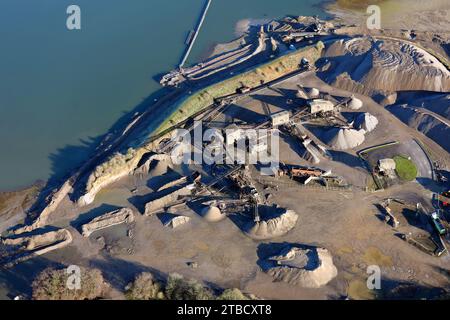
262;244;338;288
245;209;298;240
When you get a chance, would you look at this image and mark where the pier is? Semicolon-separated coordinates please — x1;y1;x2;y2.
179;0;212;69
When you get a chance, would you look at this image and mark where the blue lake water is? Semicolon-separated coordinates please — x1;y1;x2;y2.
0;0;327;191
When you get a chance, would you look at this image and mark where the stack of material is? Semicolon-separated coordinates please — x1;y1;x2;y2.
324;128;365;150
134;153;173;176
165;215;190;229
306;87;320;98
347;96;363;110
201;206;226;222
81;208;135;237
296;88;309;100
144;184;194;216
1;229;73;266
245;209;298;240
264;245;338;288
355;112;379;132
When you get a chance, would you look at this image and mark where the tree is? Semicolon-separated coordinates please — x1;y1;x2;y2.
165;273;213;300
217;288;250;300
125;272;164;300
32;267;106;300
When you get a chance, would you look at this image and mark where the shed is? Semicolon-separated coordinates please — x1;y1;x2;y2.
271;111;290;127
378;158;396;172
308;99;334;114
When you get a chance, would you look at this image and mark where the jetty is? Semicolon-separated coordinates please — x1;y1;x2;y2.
179;0;212;69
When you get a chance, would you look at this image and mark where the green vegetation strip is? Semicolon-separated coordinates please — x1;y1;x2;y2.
394;155;418;181
155;42;324;134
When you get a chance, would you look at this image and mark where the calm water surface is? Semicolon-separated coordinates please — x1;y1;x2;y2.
0;0;326;191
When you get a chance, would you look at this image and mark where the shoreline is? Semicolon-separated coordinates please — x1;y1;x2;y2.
1;2;450;300
0;5;334;196
2;0;449;208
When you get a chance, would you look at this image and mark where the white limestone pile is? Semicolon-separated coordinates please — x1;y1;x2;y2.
201;206;226;222
324;128;366;150
355;113;379;132
245;209;298;240
165;215;190;229
347;96;363;110
306;87;320;98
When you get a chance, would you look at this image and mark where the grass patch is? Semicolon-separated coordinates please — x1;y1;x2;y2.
394;155;417;181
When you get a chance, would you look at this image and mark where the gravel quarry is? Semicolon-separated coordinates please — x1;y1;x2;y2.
1;3;450;301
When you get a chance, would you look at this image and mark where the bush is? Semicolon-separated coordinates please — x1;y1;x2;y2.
125;272;164;300
165;273;213;300
32;267;106;300
217;288;249;300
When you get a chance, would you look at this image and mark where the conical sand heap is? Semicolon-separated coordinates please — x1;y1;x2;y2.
245;209;298;240
201;206;226;222
347;96;363;110
324;128;366;150
355;112;379;132
306;87;320;98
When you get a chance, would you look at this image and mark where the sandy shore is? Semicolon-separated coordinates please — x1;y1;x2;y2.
327;0;450;32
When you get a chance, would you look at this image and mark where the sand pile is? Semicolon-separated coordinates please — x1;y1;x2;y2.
1;229;73;266
320;37;450;94
296;89;309;100
165;215;190;229
323;128;366;150
306;87;320;98
134;153;172;176
263;245;337;288
148;158;173;177
144;185;193;216
201;206;226;222
347;96;363;110
245;209;298;240
354;113;379;133
81;208;135;237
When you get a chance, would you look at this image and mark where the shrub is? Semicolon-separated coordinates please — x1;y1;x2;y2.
32;267;106;300
125;272;164;300
165;273;213;300
217;288;249;300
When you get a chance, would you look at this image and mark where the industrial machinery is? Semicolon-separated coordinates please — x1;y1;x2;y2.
439;190;450;209
431;211;447;236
